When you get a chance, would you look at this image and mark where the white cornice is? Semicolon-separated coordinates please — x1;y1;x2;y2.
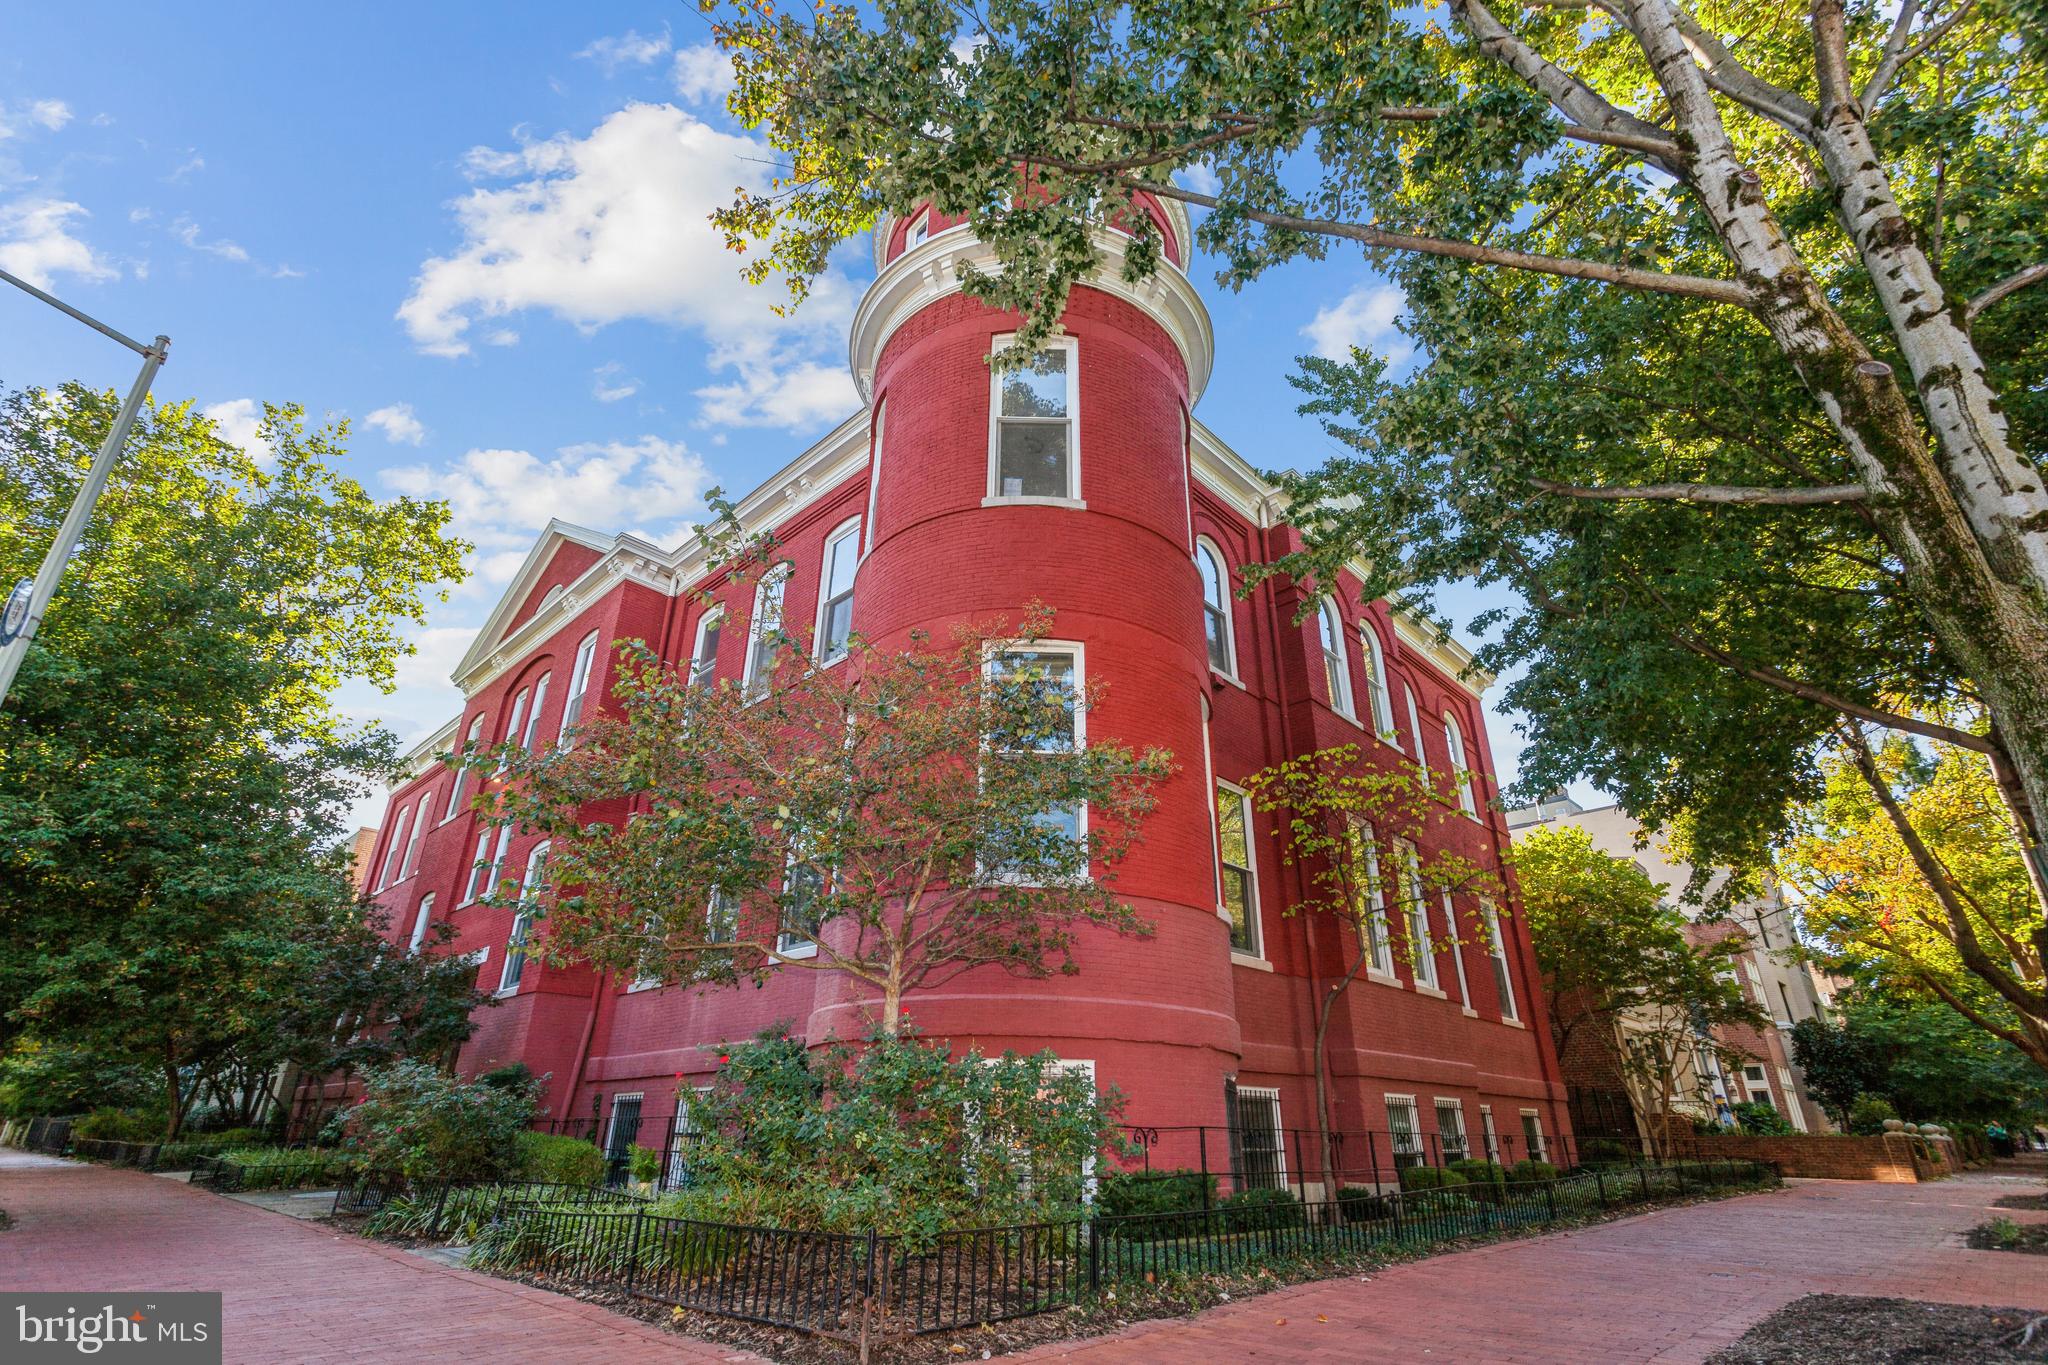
850;227;1213;405
872;198;1196;276
399;716;460;774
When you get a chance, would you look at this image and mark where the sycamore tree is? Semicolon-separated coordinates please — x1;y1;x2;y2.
0;385;468;1135
1240;745;1491;1183
1515;826;1765;1155
1781;731;2047;1071
482;605;1172;1035
704;0;2048;1021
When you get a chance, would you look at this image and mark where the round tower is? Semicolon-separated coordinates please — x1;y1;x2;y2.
804;198;1238;1131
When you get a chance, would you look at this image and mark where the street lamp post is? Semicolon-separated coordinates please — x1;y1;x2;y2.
0;265;171;710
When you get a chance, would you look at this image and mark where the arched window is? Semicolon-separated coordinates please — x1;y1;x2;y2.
1443;711;1477;814
1360;623;1395;739
559;632;601;738
1404;683;1430;784
689;607;724;689
1318;598;1353;718
816;517;861;663
519;672;551;750
1195;539;1235;677
398;792;430;879
445;714;484;820
494;686;529;775
375;803;413;892
406;893;436;956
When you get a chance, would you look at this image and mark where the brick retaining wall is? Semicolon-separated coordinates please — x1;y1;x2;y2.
1675;1131;1958;1182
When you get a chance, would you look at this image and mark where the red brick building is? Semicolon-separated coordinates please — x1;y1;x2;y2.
351;198;1569;1191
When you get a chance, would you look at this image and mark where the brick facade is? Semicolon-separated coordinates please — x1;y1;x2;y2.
1675;1131;1960;1182
342;204;1569;1172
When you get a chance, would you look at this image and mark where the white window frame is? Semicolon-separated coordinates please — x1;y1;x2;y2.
814;517;862;664
1443;711;1477;814
743;569;789;700
1519;1109;1548;1162
1318;597;1355;720
464;823;512;908
1194;538;1237;679
398;794;430;880
985;334;1081;506
494;687;529;775
605;1091;644;1163
905;209;931;250
520;671;551;751
1397;839;1439;990
981;641;1089;884
1404;684;1429;785
1354;821;1396;977
689;607;724;690
375;803;412;892
406;893;436;956
560;632;600;739
776;843;822;958
497;840;548;995
1480;1105;1501;1162
1215;780;1260;959
664;1086;713;1190
862;399;886;557
1481;896;1518;1021
1233;1085;1287;1188
1434;1098;1469;1162
1385;1094;1423;1168
446;715;484;822
1443;890;1474;1009
1360;622;1396;741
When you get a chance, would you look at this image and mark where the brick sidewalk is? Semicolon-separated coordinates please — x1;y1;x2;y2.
0;1151;760;1364
1016;1171;2048;1364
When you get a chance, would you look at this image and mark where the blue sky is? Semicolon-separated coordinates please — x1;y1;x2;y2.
0;2;1544;826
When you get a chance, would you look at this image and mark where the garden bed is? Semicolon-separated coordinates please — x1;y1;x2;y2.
1968;1218;2048;1255
1994;1193;2048;1212
1705;1294;2048;1363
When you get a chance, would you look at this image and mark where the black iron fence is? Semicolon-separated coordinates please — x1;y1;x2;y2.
393;1157;1770;1342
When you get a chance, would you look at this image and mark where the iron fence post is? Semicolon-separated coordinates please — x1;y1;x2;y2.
1086;1217;1100;1293
1543;1178;1556;1221
1197;1129;1211;1210
1637;1165;1649;1200
1594;1169;1607;1208
431;1181;452;1241
624;1209;646;1297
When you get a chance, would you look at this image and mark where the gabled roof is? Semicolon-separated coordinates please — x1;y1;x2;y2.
448;519;622;685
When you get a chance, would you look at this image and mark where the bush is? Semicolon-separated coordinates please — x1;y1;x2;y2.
628;1145;662;1185
216;1146;360;1189
73;1108;168;1143
1848;1094;1898;1136
339;1061;538;1183
1217;1185;1306;1232
1397;1164;1458;1191
1335;1183;1391;1223
1507;1159;1560;1184
515;1131;607;1187
477;1062;535;1093
1733;1101;1797;1136
1096;1168;1215;1217
1445;1159;1507;1200
1577;1138;1639;1165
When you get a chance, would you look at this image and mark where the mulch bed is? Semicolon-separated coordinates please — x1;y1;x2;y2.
1969;1219;2048;1255
1707;1295;2048;1363
1994;1194;2048;1212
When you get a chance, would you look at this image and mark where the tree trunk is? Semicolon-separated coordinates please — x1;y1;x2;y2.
161;1040;185;1142
1313;983;1338;1194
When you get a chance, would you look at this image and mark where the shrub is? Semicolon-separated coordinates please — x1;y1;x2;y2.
628;1145;662;1185
1847;1094;1898;1136
1096;1168;1215;1217
1335;1183;1390;1223
1577;1138;1638;1165
515;1131;606;1187
73;1108;168;1143
1445;1159;1507;1200
217;1146;360;1189
1507;1159;1560;1184
1397;1164;1458;1191
477;1062;535;1093
1217;1185;1306;1232
1733;1101;1797;1136
339;1060;537;1183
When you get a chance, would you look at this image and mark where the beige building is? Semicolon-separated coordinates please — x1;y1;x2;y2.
1506;793;1834;1136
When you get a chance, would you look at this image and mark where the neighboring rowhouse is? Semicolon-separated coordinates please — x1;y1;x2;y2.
346;199;1569;1193
1505;792;1833;1137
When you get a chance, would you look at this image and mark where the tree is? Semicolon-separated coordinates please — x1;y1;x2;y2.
1240;745;1492;1189
1781;734;2047;1071
1789;1016;1885;1130
481;604;1172;1035
703;0;2048;1031
0;385;468;1135
1841;991;2047;1125
1514;826;1765;1155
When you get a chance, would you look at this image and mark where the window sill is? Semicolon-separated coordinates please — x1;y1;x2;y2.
776;943;819;961
982;495;1087;511
1365;969;1403;988
626;978;661;993
1413;983;1448;1000
1460;1006;1479;1018
1499;1017;1526;1030
492;986;520;999
1210;668;1246;692
1230;951;1274;972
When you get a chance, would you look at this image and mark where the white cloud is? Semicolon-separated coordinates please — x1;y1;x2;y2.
592;361;639;403
384;436;715;588
695;358;859;430
29;100;71;132
0;198;116;288
1302;283;1414;367
579;28;672;72
1176;162;1220;197
172;216;250;263
202;398;272;462
398;102;857;431
165;152;205;183
0;99;73;140
671;44;735;105
364;403;428;445
391;624;477;693
482;328;520;347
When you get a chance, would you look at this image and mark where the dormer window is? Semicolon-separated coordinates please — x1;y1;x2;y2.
905;211;931;250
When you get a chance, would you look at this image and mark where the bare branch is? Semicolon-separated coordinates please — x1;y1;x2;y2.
1131;179;1756;307
1531;478;1870;505
1861;0;1923;107
1967;262;2048;324
1664;5;1819;139
1378;105;1683;159
1863;0;1981;106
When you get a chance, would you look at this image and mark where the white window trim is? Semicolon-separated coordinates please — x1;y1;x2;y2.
605;1091;645;1157
494;688;529;775
1443;890;1476;1014
1356;822;1397;981
445;716;484;823
904;209;932;250
1385;1093;1423;1161
1397;839;1438;989
1403;683;1429;785
520;672;551;751
406;893;436;956
496;841;547;995
1360;622;1396;743
560;632;600;741
985;333;1082;506
1317;597;1357;722
862;399;886;558
1519;1109;1548;1161
398;794;430;880
1195;537;1239;681
1443;711;1478;815
689;606;725;690
1480;1105;1501;1162
375;804;412;892
1482;897;1519;1022
1434;1097;1470;1160
980;640;1090;886
1215;779;1261;960
776;845;823;958
813;516;863;665
742;567;790;700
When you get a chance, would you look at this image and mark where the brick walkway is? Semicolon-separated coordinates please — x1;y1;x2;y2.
1017;1170;2048;1364
0;1151;759;1364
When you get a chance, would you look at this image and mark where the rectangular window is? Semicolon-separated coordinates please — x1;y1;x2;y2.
376;805;413;892
520;672;550;750
1216;784;1259;956
744;571;788;701
1480;1106;1501;1163
1386;1095;1424;1169
1519;1110;1547;1162
446;715;484;820
705;887;738;945
605;1092;643;1167
1317;599;1353;719
1404;684;1430;786
1481;897;1518;1020
1352;824;1395;975
560;632;600;738
816;520;860;663
689;609;723;690
1443;714;1478;814
1435;1098;1469;1162
1397;840;1438;988
1444;891;1472;1005
664;1088;711;1191
406;893;436;956
986;647;1084;875
494;688;529;774
497;842;547;994
399;796;430;880
778;852;822;956
465;823;512;907
905;211;931;250
1233;1086;1286;1191
988;339;1078;502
